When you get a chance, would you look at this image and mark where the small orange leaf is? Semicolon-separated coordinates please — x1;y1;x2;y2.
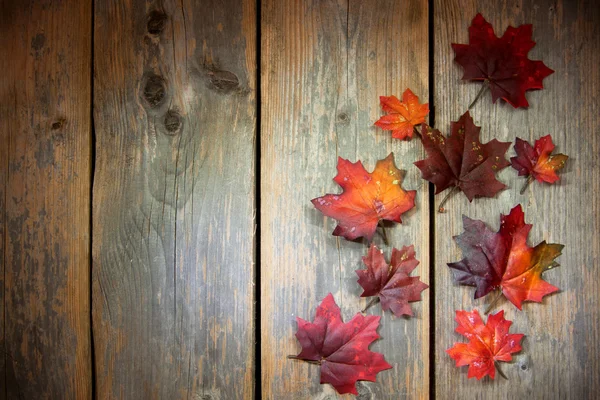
375;89;429;140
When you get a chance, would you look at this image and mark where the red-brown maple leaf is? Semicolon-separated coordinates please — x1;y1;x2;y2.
312;153;416;241
357;244;428;317
448;204;563;309
452;13;554;108
375;89;430;140
447;309;524;380
511;135;568;192
291;293;392;395
414;111;510;203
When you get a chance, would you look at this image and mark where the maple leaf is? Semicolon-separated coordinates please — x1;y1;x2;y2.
312;153;416;241
448;204;563;310
290;293;392;395
452;13;554;108
447;309;524;380
510;135;568;193
356;244;428;317
414;111;510;208
374;89;429;140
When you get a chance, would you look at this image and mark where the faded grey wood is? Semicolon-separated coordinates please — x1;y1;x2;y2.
0;0;93;398
93;0;256;398
261;0;430;398
434;1;600;398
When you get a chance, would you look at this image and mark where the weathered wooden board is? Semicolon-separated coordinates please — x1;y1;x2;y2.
93;0;256;398
0;0;92;398
261;0;430;398
434;1;600;398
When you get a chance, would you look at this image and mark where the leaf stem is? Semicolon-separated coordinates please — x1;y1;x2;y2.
468;80;489;110
361;297;380;313
494;361;508;380
438;186;459;213
520;175;534;195
378;221;389;245
484;290;504;314
287;355;321;365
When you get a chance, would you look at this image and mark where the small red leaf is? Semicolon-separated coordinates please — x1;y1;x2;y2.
375;89;429;140
312;153;416;241
511;135;568;185
293;293;392;395
357;244;428;317
447;309;524;380
452;13;554;108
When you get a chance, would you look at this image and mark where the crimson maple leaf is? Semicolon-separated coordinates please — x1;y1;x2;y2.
448;204;563;309
357;244;428;317
375;89;429;140
447;309;524;380
452;13;554;108
414;111;510;207
312;153;416;241
290;293;392;395
510;135;568;193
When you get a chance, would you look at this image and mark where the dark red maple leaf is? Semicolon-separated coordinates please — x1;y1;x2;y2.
447;309;524;380
312;153;416;241
414;111;510;208
510;135;568;193
290;293;392;395
448;204;562;310
452;13;554;108
357;244;428;317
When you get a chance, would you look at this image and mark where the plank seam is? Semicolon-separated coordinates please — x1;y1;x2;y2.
90;0;97;397
255;0;262;398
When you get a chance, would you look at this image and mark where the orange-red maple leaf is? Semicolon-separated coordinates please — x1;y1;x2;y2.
375;89;429;140
414;111;510;202
511;135;568;190
447;309;524;380
452;13;554;108
448;204;562;309
312;153;416;241
357;244;428;317
292;293;392;395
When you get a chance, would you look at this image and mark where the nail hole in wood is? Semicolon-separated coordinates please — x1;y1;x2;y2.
147;11;168;35
164;110;182;134
143;74;166;107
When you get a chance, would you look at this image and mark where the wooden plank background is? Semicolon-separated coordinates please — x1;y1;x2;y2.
0;0;599;398
92;0;256;398
261;0;430;398
0;0;93;398
434;0;600;398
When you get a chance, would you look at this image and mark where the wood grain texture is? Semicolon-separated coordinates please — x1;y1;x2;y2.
92;0;256;398
0;0;92;398
261;1;429;398
434;1;600;398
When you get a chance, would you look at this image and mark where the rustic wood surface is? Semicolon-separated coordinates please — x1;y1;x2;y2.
433;0;600;398
0;0;93;398
261;0;430;398
92;0;256;399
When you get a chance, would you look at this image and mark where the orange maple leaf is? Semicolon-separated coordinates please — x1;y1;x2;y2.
375;88;429;140
312;153;416;241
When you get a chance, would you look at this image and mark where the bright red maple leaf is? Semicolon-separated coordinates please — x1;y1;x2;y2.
375;89;429;140
291;293;392;395
414;111;510;204
452;13;554;108
447;309;524;380
511;135;568;192
312;153;416;241
357;244;428;317
448;204;563;309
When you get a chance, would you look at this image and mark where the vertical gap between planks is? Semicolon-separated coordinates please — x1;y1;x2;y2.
254;0;262;398
427;0;436;398
89;0;97;397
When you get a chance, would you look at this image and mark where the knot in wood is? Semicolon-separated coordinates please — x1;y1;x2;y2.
143;74;166;108
164;110;182;134
208;70;239;93
147;11;168;35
